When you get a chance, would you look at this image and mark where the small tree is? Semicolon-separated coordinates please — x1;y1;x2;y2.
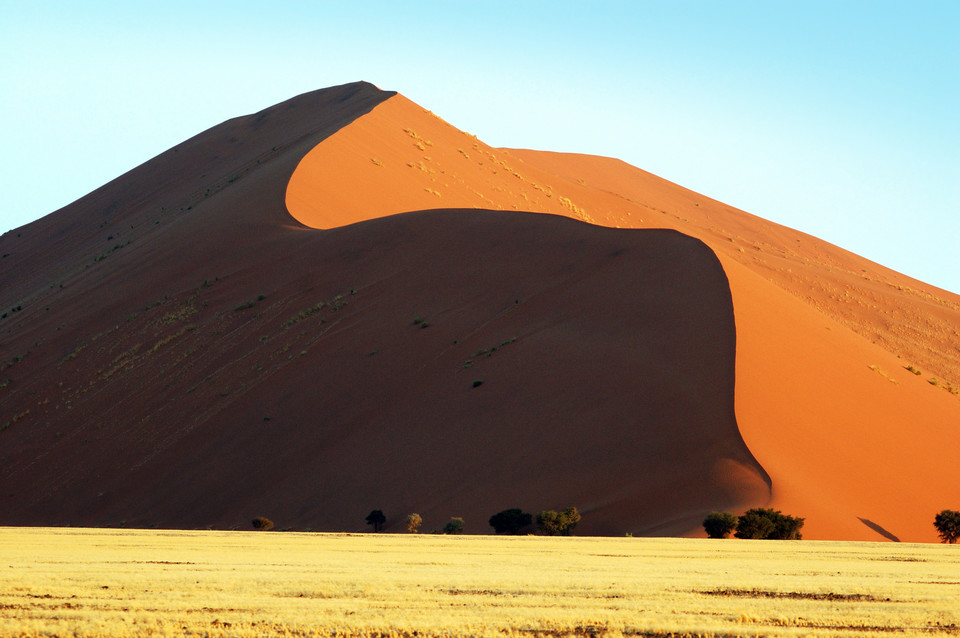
735;508;804;540
406;513;423;534
536;507;581;536
563;507;582;535
251;516;274;531
735;510;775;539
365;509;386;532
934;509;960;544
443;517;465;534
489;508;533;535
769;511;805;540
703;511;738;539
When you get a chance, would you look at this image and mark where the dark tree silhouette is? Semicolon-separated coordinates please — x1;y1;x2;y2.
489;508;533;535
365;509;386;532
934;509;960;544
702;511;738;539
251;516;274;531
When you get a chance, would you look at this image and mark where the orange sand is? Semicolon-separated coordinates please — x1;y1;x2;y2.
0;85;763;536
1;83;957;540
286;93;960;541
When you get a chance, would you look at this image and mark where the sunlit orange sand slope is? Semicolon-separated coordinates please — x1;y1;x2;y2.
287;93;960;542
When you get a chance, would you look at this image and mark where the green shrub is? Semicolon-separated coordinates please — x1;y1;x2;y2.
536;507;581;536
735;508;804;540
734;511;775;539
443;517;465;534
703;511;738;539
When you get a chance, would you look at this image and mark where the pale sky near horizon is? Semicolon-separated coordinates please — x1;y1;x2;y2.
2;1;958;294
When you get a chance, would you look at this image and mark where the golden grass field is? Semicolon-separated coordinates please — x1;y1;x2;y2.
1;527;958;637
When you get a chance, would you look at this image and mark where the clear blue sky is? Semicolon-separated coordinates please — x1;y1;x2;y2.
2;1;958;293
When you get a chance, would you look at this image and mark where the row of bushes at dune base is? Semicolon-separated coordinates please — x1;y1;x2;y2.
251;508;581;536
253;507;960;542
703;508;960;543
383;507;581;536
703;509;804;540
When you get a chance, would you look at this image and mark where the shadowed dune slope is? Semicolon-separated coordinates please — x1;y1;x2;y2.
0;201;767;535
286;93;960;541
0;83;769;536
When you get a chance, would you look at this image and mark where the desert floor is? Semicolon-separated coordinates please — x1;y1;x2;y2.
2;527;958;637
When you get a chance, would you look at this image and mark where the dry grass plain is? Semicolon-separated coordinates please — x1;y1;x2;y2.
1;527;958;637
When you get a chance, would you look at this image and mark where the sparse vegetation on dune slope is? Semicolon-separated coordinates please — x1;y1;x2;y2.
1;528;958;638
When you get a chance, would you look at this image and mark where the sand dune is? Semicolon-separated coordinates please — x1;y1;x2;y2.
0;83;764;536
1;83;957;540
107;212;769;536
285;93;960;541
